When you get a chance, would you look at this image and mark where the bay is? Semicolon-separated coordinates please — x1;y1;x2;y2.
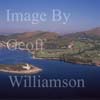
0;48;100;98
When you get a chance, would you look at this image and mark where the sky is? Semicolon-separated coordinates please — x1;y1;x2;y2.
0;0;100;34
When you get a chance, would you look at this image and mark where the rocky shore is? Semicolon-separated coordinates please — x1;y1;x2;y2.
0;64;42;74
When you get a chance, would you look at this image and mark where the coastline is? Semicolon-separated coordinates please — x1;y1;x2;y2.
34;57;100;67
0;67;42;74
0;64;42;74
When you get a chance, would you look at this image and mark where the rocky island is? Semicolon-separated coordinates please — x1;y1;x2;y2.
0;64;42;74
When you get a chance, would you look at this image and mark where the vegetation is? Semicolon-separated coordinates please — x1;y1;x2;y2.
35;38;100;66
0;27;100;66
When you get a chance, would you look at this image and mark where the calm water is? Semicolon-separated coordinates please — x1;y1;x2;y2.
0;48;100;98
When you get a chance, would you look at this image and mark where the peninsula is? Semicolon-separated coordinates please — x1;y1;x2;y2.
0;64;42;74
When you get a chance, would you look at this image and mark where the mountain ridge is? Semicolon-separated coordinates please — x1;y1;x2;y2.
0;27;100;41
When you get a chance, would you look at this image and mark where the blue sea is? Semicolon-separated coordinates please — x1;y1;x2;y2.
0;48;100;99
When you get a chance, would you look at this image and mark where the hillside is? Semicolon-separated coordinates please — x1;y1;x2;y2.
62;28;100;41
0;27;100;66
85;27;100;36
0;27;100;42
0;27;100;48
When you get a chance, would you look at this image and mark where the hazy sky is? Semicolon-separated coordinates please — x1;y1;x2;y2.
0;0;100;34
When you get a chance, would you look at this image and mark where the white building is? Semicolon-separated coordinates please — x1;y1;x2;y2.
68;42;74;49
22;64;31;70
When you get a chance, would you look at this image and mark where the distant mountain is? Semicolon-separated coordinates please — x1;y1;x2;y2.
0;31;59;44
62;27;100;40
15;31;59;42
0;27;100;42
85;27;100;36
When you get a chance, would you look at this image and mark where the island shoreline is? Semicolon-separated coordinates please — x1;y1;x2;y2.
0;64;42;74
